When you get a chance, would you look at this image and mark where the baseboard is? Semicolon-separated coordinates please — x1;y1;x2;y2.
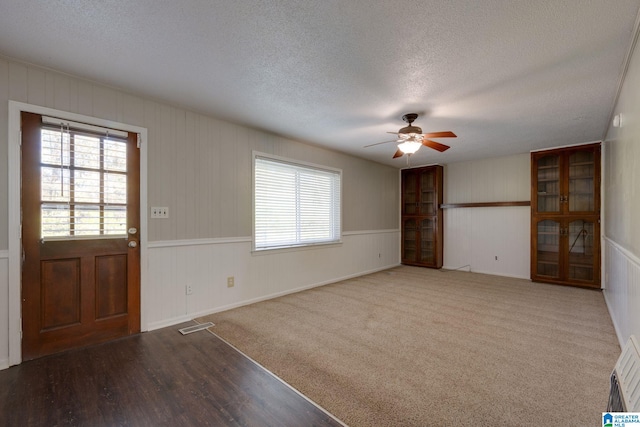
0;358;9;371
442;264;472;272
603;291;625;349
471;269;530;280
442;265;529;280
146;314;197;331
165;263;401;327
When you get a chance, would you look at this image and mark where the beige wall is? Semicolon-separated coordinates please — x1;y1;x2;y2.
0;56;398;249
604;54;640;254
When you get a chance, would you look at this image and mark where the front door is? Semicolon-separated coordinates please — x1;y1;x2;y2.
21;112;141;361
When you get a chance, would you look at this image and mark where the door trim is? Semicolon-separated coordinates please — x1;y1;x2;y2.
8;101;149;366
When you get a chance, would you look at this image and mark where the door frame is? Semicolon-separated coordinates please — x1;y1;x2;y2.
8;101;149;366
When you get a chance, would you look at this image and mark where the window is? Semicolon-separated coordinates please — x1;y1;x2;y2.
40;117;129;239
254;154;341;251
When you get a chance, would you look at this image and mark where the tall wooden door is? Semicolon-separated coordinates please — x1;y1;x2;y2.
21;112;141;361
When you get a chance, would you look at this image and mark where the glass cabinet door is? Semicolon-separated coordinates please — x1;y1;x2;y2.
567;219;595;282
536;154;561;213
402;172;417;215
419;218;435;264
402;218;417;262
568;149;595;213
419;169;436;216
536;219;560;279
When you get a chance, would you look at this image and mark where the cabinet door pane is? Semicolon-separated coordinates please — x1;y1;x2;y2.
568;150;595;212
567;220;595;282
536;154;560;213
537;219;560;278
419;170;435;215
403;218;417;261
419;218;435;264
403;174;417;215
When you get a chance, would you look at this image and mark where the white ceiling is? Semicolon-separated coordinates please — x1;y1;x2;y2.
1;0;639;167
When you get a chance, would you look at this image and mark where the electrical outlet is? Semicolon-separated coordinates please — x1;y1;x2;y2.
186;285;193;295
151;207;169;218
227;276;234;288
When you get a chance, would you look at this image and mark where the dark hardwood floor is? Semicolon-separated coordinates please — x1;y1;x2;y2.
0;322;344;427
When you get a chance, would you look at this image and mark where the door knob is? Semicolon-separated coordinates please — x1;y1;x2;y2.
128;227;138;235
128;241;138;248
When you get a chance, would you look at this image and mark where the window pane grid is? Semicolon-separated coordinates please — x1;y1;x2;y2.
40;126;128;238
254;156;341;250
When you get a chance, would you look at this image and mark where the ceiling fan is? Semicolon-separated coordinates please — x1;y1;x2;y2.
365;113;456;159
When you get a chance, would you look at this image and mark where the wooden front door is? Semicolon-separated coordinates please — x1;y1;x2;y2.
21;112;141;361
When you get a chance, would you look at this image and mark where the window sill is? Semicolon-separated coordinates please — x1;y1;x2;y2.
252;240;343;256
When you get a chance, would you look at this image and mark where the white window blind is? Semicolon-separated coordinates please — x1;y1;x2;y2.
254;154;341;251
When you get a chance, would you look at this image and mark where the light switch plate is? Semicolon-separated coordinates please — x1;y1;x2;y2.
151;207;169;218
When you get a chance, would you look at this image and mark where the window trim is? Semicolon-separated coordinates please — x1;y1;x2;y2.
252;151;342;252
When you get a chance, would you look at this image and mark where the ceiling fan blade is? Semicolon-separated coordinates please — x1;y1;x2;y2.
423;131;457;138
422;139;450;152
392;148;404;158
364;140;399;148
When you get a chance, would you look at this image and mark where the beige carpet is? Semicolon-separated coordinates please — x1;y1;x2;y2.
198;266;620;427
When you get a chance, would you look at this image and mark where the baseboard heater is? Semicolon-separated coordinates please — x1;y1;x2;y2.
608;335;640;411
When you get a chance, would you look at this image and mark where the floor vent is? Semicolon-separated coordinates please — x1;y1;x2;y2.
608;335;640;411
179;322;214;335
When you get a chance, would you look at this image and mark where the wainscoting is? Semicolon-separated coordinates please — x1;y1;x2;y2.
604;237;640;347
443;206;530;279
146;230;400;330
0;232;399;368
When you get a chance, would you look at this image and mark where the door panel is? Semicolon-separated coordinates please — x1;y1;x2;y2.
419;217;435;265
419;169;435;216
534;154;561;214
535;219;561;279
402;218;417;263
402;171;417;215
567;219;597;283
568;149;597;214
95;254;128;319
21;111;140;361
41;258;81;329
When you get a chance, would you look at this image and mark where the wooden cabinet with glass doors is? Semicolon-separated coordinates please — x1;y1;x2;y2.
531;143;601;288
401;165;443;268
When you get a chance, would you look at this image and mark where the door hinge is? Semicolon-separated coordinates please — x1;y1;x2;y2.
136;134;141;149
19;130;22;146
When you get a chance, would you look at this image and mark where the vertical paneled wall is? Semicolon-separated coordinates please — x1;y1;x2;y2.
442;154;531;278
0;57;399;246
0;56;400;365
603;28;640;346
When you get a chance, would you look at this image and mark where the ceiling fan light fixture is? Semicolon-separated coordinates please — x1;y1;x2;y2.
398;140;422;154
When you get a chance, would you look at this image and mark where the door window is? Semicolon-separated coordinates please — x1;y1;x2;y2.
40;120;128;239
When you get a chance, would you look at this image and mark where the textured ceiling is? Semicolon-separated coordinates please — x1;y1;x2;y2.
0;0;639;167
